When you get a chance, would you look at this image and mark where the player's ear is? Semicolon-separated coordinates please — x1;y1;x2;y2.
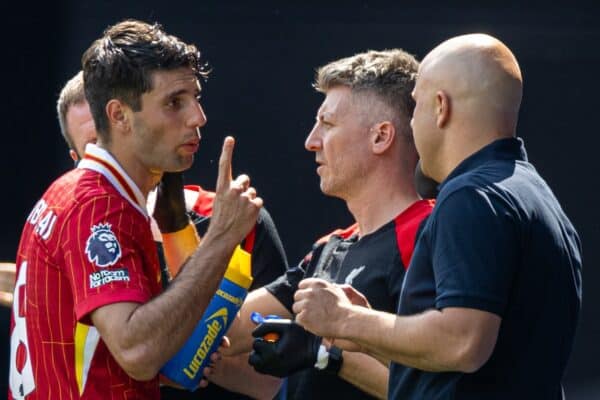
371;121;395;155
435;90;450;128
69;149;78;162
106;99;132;134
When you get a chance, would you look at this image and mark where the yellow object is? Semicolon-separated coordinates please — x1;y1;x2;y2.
74;323;100;395
224;245;253;289
74;322;88;394
162;223;201;278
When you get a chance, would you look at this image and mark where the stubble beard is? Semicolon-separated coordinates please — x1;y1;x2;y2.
134;119;194;173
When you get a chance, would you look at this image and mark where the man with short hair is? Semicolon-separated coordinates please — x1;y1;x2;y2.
55;68;289;400
57;70;97;163
9;19;263;399
293;34;582;399
217;49;434;400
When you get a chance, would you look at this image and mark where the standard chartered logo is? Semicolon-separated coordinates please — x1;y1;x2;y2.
182;308;228;380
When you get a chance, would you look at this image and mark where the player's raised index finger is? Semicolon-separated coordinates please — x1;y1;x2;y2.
216;136;235;192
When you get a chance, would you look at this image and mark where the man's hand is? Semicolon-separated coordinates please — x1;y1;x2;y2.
248;320;321;377
293;278;357;339
160;343;223;390
153;172;190;233
339;284;371;309
207;137;263;246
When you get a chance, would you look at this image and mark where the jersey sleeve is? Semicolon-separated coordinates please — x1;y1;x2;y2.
264;261;306;313
432;187;519;316
264;241;325;312
248;207;289;290
60;195;155;323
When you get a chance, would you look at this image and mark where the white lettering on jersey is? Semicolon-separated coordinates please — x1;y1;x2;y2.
344;265;366;285
27;199;57;241
89;268;130;288
9;261;36;398
26;199;47;225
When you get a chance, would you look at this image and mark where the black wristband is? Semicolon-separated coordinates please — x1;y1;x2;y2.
323;345;343;375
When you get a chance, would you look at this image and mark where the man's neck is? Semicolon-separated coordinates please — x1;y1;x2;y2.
100;143;161;198
346;174;419;237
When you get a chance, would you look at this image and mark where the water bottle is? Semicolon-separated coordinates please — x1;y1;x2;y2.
160;245;253;390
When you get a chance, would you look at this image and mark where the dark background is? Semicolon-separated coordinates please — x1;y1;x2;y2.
2;1;598;398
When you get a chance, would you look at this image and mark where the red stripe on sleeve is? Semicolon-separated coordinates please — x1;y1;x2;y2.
394;200;435;270
243;227;256;253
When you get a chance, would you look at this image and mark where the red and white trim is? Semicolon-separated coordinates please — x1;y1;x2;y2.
78;144;148;218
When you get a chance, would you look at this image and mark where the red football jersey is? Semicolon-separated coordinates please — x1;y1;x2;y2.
9;145;163;399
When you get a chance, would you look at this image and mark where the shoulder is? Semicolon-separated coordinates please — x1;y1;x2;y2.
45;169;135;223
314;223;359;246
394;199;435;228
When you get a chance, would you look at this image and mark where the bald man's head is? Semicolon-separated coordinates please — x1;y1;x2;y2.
420;33;522;136
411;34;523;181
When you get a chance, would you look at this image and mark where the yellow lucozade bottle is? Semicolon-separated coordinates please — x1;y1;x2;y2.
160;245;253;390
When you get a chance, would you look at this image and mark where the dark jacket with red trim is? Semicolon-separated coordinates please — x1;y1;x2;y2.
266;199;435;400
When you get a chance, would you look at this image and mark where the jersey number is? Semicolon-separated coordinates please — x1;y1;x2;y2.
9;261;35;399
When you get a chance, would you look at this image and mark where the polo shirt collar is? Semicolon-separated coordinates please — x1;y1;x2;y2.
440;137;527;190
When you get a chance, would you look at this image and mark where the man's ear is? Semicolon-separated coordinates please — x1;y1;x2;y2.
371;121;396;155
435;90;450;128
106;99;131;134
69;149;78;162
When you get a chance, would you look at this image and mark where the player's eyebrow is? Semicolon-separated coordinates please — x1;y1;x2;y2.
165;87;201;99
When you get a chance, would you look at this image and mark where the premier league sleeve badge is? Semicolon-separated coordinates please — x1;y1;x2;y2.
85;223;123;268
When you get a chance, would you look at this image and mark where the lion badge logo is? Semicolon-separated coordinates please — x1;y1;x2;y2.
85;223;122;267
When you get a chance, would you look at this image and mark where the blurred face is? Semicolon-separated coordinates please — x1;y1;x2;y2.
410;68;438;177
65;101;97;160
130;67;206;173
305;86;372;199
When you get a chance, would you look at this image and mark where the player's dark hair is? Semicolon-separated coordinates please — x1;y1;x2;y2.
82;19;208;144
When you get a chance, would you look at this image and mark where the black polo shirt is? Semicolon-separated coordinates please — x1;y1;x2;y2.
389;138;582;399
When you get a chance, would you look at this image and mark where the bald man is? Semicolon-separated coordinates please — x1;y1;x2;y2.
292;34;582;399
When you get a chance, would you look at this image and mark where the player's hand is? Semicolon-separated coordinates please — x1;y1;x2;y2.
208;137;263;246
415;160;439;199
248;320;321;377
293;278;355;339
339;284;371;309
153;172;190;233
198;336;230;388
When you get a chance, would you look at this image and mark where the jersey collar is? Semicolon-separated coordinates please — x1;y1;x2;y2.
77;144;148;218
440;137;527;192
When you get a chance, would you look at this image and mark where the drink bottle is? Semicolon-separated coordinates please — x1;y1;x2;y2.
160;245;253;390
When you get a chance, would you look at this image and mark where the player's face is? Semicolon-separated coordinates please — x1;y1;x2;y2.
410;68;438;178
305;86;372;199
66;101;97;160
130;67;206;173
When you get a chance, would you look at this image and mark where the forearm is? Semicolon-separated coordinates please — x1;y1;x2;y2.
93;231;238;379
340;306;499;373
160;222;200;277
338;351;388;399
225;288;292;356
208;353;282;399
